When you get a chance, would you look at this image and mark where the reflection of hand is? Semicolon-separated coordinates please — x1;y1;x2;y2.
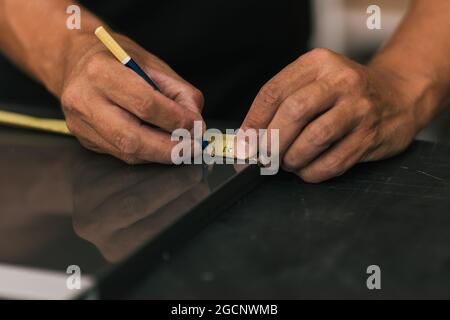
242;49;421;183
60;33;205;164
0;145;74;217
72;157;209;262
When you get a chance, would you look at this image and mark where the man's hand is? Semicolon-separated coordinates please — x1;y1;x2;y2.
60;33;205;165
0;1;204;165
241;48;422;183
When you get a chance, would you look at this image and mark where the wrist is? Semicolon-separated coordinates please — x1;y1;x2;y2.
39;17;104;97
368;59;442;133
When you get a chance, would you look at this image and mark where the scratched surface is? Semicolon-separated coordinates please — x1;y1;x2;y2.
131;141;450;299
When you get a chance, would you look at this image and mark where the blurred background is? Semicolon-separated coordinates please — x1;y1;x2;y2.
0;1;448;143
311;0;449;143
313;0;410;58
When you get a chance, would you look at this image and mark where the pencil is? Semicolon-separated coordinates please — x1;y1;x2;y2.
95;26;210;149
95;26;161;92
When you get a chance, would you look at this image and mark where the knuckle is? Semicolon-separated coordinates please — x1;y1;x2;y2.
358;98;375;119
60;86;78;113
174;116;188;131
120;155;140;165
244;82;283;129
310;48;335;61
354;98;377;126
340;67;362;86
358;97;372;112
85;55;104;80
282;154;299;172
61;84;92;119
161;144;175;164
322;155;343;173
192;88;205;108
64;117;78;134
78;138;103;154
304;123;334;147
114;131;140;157
317;79;332;94
243;116;263;130
179;116;195;130
298;170;323;184
281;97;309;122
369;127;382;145
132;95;154;119
171;110;195;131
258;82;283;107
300;157;344;183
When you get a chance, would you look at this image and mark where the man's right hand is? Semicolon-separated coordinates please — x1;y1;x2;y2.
60;33;205;164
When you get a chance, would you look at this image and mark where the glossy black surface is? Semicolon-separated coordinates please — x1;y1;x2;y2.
0;125;258;298
1;119;450;299
129;141;450;299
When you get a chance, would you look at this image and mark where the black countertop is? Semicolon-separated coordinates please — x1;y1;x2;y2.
129;141;450;299
0;105;449;299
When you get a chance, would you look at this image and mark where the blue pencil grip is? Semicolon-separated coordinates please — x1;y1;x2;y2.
125;58;161;92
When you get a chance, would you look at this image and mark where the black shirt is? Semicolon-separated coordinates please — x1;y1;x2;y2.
0;0;311;120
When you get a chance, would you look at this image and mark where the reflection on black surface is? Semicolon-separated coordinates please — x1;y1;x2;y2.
0;130;244;274
72;155;209;262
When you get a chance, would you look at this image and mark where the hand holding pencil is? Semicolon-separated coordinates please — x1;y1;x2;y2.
59;27;204;164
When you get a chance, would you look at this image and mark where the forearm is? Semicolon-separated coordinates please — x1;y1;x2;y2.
0;0;102;96
370;0;450;130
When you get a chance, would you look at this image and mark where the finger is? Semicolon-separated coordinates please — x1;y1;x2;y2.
298;131;371;183
67;115;147;164
141;67;205;114
262;80;338;158
81;96;193;164
129;52;205;113
92;56;203;133
282;101;360;172
241;55;318;130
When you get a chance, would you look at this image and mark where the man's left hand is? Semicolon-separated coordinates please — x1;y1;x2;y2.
241;48;421;183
